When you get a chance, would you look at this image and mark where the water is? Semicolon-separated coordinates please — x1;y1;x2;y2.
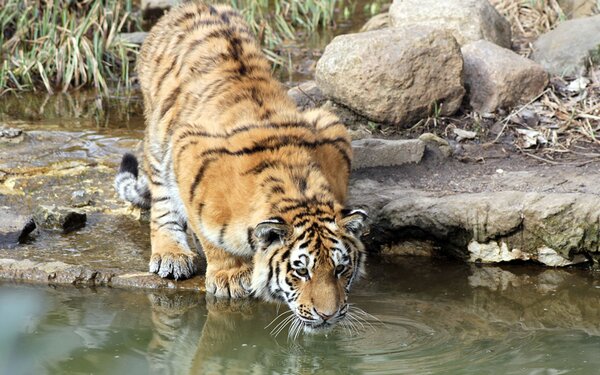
1;258;599;375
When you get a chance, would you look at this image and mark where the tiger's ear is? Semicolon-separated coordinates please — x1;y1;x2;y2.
339;208;369;237
253;218;289;249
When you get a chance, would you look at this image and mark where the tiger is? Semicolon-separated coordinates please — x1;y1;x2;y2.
114;1;368;332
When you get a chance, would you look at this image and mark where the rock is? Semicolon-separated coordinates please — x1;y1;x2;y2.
389;0;511;48
462;40;549;113
287;81;326;111
350;181;600;266
419;133;453;158
0;127;24;144
118;32;149;45
70;190;96;208
558;0;597;18
33;205;87;233
532;15;600;76
347;128;372;140
360;12;390;32
453;128;477;141
316;27;465;126
351;138;425;169
0;210;37;247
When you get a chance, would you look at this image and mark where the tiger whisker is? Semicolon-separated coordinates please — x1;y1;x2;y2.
265;309;294;329
293;320;304;341
344;315;361;335
271;314;296;337
349;305;382;326
272;315;295;337
287;320;299;341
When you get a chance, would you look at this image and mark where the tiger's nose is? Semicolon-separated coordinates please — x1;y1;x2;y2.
315;308;335;321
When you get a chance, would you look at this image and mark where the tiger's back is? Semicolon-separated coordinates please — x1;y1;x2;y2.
137;2;296;138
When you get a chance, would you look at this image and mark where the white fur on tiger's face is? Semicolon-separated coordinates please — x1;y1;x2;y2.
113;1;368;334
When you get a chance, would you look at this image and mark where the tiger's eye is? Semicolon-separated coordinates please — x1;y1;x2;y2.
296;267;308;277
335;264;345;274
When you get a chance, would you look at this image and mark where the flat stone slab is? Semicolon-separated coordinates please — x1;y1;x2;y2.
352;138;425;169
0;258;204;290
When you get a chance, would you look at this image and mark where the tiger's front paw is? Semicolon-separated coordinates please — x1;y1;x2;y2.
205;264;252;298
149;250;199;280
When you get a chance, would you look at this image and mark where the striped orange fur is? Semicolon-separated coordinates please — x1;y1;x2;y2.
115;2;367;332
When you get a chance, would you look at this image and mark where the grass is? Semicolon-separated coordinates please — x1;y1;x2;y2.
0;0;141;95
1;0;381;95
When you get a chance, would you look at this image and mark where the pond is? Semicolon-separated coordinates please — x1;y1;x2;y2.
1;258;599;375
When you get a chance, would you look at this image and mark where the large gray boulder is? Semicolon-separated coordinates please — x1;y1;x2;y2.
315;27;465;126
532;15;600;76
389;0;512;48
462;40;548;113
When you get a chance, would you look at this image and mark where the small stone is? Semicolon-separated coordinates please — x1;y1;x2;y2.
418;133;453;158
453;128;477;141
0;127;25;144
17;219;37;244
519;109;540;127
70;190;96;208
0;212;38;247
566;77;590;92
462;40;548;113
33;205;87;234
351;138;425;169
347;128;372;141
360;12;390;32
316;27;465;126
389;0;511;48
532;15;600;76
287;81;326;111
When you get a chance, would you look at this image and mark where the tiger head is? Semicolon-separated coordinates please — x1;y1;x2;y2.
251;208;368;333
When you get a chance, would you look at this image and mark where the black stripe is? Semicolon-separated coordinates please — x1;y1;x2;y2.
160;87;181;119
247;227;255;252
155;59;176;94
175;121;314;145
201;136;347;159
154;211;172;220
189;157;217;196
219;223;228;245
152;196;170;203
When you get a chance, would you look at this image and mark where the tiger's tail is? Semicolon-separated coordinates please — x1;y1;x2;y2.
114;153;151;209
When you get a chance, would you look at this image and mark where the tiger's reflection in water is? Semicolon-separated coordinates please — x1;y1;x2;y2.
146;292;360;375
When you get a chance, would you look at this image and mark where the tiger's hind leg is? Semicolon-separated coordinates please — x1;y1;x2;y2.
197;234;252;298
146;154;200;280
